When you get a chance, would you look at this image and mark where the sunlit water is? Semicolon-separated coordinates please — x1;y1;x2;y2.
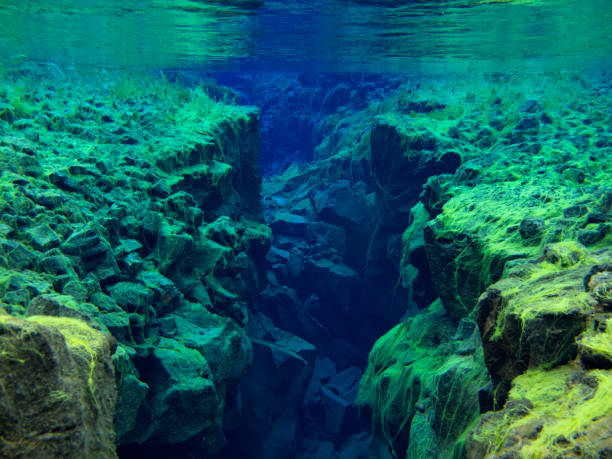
0;0;611;72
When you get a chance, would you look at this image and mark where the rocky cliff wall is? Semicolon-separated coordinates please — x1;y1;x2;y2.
0;61;270;458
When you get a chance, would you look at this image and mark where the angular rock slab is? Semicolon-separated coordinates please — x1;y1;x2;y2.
357;300;490;459
0;311;117;458
231;313;316;459
476;243;610;405
467;366;612;458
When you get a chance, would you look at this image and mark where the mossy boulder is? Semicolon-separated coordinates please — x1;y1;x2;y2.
26;293;100;322
0;62;272;457
356;300;490;459
141;338;222;446
476;243;610;405
467;366;612;458
0;310;117;458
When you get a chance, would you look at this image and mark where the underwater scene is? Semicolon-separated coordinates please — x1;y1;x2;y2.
0;1;611;458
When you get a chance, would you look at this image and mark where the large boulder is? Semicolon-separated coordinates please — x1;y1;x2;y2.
0;311;117;458
134;338;223;447
476;243;609;405
304;258;360;316
356;300;490;459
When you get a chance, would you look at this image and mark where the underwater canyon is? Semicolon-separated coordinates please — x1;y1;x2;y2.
0;60;611;459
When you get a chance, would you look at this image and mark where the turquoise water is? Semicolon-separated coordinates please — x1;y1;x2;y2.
1;0;611;71
1;2;611;459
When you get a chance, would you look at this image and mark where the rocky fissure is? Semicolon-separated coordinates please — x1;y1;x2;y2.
0;62;610;459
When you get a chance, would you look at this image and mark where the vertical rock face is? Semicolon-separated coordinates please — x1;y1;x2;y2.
475;242;598;405
0;63;271;458
248;72;611;459
225;313;317;458
356;301;491;459
467;246;612;458
4;63;610;459
0;311;117;458
370;115;461;230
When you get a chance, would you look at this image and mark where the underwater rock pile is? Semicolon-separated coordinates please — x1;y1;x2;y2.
0;60;610;459
0;62;270;456
361;73;611;457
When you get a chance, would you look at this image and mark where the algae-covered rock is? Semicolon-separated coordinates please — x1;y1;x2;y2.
26;293;100;322
476;243;609;405
0;62;271;457
24;223;61;250
425;182;612;320
173;303;253;385
467;367;612;458
112;344;148;444
356;300;490;459
0;310;117;458
145;338;222;445
370;114;461;229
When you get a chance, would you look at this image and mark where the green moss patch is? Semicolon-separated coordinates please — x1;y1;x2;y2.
467;366;612;458
357;300;490;458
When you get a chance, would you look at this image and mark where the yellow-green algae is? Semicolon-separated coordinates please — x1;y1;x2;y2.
0;59;255;202
357;300;490;459
469;366;612;458
0;310;116;457
489;242;598;342
578;317;612;364
470;244;612;457
427;180;611;320
28;315;113;401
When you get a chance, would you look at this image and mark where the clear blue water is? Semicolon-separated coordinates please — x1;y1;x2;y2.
1;0;611;72
1;2;611;459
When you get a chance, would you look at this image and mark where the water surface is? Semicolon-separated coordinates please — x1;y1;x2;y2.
0;0;610;72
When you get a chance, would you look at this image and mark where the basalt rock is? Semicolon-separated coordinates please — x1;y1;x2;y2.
225;312;316;459
475;243;609;406
0;63;272;458
357;300;491;459
0;310;117;458
370;114;461;230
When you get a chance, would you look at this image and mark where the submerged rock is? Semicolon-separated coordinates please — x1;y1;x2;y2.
0;63;270;457
467;366;612;459
226;313;316;458
476;243;608;405
469;246;612;457
0;311;117;458
370;115;461;229
356;300;490;459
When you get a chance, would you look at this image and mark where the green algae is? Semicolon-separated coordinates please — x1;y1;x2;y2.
0;59;252;180
488;244;605;347
350;72;611;456
0;58;267;452
468;366;612;458
578;317;612;366
357;300;490;459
